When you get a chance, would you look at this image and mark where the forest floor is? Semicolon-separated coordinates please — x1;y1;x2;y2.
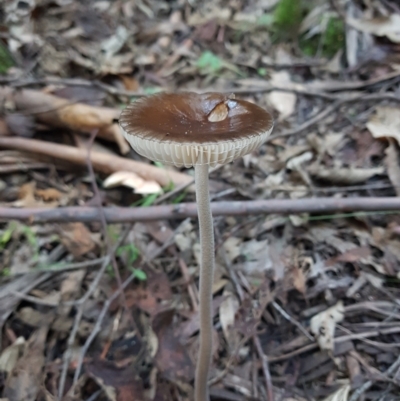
1;0;400;400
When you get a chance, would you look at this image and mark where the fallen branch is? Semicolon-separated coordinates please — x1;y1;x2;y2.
0;136;192;187
0;197;399;224
0;87;129;153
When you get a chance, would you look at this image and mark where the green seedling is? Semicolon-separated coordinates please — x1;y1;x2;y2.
0;44;14;74
196;51;243;77
131;192;160;207
129;267;147;281
117;243;140;265
300;16;345;58
272;0;304;39
171;191;187;204
0;221;18;249
116;244;146;280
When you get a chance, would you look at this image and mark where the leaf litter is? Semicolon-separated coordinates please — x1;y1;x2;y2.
1;0;400;400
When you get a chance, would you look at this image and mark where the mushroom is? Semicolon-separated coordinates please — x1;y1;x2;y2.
119;92;273;401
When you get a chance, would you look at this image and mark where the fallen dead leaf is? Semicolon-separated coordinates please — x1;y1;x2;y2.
322;382;351;401
348;14;400;43
103;171;162;194
290;263;306;295
219;289;239;350
35;188;63;202
385;140;400;196
267;71;296;119
366;106;400;146
86;359;145;401
58;222;96;258
310;301;344;352
0;337;25;374
152;309;194;383
308;165;384;185
4;325;49;401
13;182;46;208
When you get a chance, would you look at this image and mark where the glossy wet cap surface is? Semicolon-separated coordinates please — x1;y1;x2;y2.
119;91;274;167
119;92;273;144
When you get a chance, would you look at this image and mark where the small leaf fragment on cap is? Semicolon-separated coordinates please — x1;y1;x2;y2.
207;102;229;122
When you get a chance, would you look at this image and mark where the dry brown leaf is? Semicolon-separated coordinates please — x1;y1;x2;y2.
240;239;274;276
0;337;25;374
308;165;384;184
35;188;62;202
384;140;400;196
152;309;194;383
267;71;296;119
86;360;144;401
13;182;57;208
4;325;49;401
310;301;344;352
348;14;400;43
366;106;400;145
58;223;96;258
290;263;306;295
322;382;351;401
219;290;239;349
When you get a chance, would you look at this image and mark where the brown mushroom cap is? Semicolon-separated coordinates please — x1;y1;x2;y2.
119;92;273;168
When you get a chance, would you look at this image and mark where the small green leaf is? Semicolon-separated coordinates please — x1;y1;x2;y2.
154;161;165;169
106;264;115;278
196;51;223;73
0;221;18;248
0;44;14;74
163;180;175;192
130;268;147;281
171;192;187;204
256;13;274;27
143;87;163;95
140;193;159;207
257;67;267;77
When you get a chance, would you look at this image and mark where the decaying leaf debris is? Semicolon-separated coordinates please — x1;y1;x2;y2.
1;0;400;400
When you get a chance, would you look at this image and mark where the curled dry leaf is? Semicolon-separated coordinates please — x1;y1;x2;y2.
267;71;296;119
58;222;96;258
322;382;351;401
86;359;144;401
35;188;63;202
384;140;400;196
152;309;194;383
219;290;239;349
103;171;162;194
310;301;344;352
308;165;384;185
366;106;400;145
348;14;400;43
0;337;25;374
4;325;49;401
208;102;229;122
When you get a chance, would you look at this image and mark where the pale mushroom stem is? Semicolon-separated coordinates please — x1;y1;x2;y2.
194;163;214;401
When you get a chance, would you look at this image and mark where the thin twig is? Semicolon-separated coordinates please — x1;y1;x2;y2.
269;326;400;363
253;335;275;401
1;197;400;224
58;226;130;399
349;353;400;401
272;302;314;341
